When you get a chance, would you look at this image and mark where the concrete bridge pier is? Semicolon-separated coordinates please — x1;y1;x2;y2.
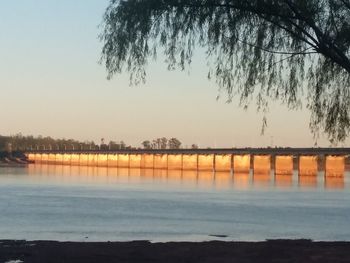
214;154;232;172
325;155;345;177
298;155;318;176
154;154;167;169
253;155;271;174
130;154;142;168
182;154;197;170
168;154;182;170
198;154;214;171
275;155;294;175
233;154;250;174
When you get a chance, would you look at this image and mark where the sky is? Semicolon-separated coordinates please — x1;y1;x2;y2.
0;0;349;148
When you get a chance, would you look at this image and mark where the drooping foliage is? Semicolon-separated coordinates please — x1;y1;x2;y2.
100;0;350;142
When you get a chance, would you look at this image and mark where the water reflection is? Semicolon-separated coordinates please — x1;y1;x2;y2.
153;168;168;182
254;172;272;187
233;172;250;190
197;171;215;189
167;169;183;181
181;170;198;186
325;176;345;189
140;168;155;180
298;175;318;188
214;172;232;190
275;174;293;188
26;164;349;190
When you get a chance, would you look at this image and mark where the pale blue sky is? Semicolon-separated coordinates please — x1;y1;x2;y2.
0;0;348;147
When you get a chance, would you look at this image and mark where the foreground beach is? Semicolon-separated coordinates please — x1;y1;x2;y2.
1;239;350;263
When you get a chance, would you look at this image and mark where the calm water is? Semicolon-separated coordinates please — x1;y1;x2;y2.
0;164;349;242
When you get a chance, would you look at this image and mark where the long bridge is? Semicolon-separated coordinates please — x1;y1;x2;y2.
25;148;350;176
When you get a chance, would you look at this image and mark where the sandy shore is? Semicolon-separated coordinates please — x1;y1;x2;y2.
1;239;350;263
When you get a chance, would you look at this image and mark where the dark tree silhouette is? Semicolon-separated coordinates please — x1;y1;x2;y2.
100;0;350;142
168;137;182;149
160;137;168;149
141;140;152;149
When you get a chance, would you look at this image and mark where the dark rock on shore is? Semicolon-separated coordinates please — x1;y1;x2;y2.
1;239;350;263
0;151;32;167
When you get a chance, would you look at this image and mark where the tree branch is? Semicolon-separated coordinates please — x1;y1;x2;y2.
236;38;317;55
283;0;350;73
340;0;350;11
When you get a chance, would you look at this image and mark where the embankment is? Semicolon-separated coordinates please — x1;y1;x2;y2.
1;239;350;263
0;151;32;167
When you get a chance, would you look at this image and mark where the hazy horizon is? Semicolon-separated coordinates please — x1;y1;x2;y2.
1;0;349;148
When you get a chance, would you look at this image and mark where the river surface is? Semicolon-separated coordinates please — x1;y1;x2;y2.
0;164;349;242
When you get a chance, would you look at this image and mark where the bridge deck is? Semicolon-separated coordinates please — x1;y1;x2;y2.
25;148;350;156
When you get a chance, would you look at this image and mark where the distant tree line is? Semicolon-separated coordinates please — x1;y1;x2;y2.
0;134;199;152
0;134;134;152
0;133;96;151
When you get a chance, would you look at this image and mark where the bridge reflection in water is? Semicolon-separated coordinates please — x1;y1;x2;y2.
26;152;349;190
26;165;348;191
